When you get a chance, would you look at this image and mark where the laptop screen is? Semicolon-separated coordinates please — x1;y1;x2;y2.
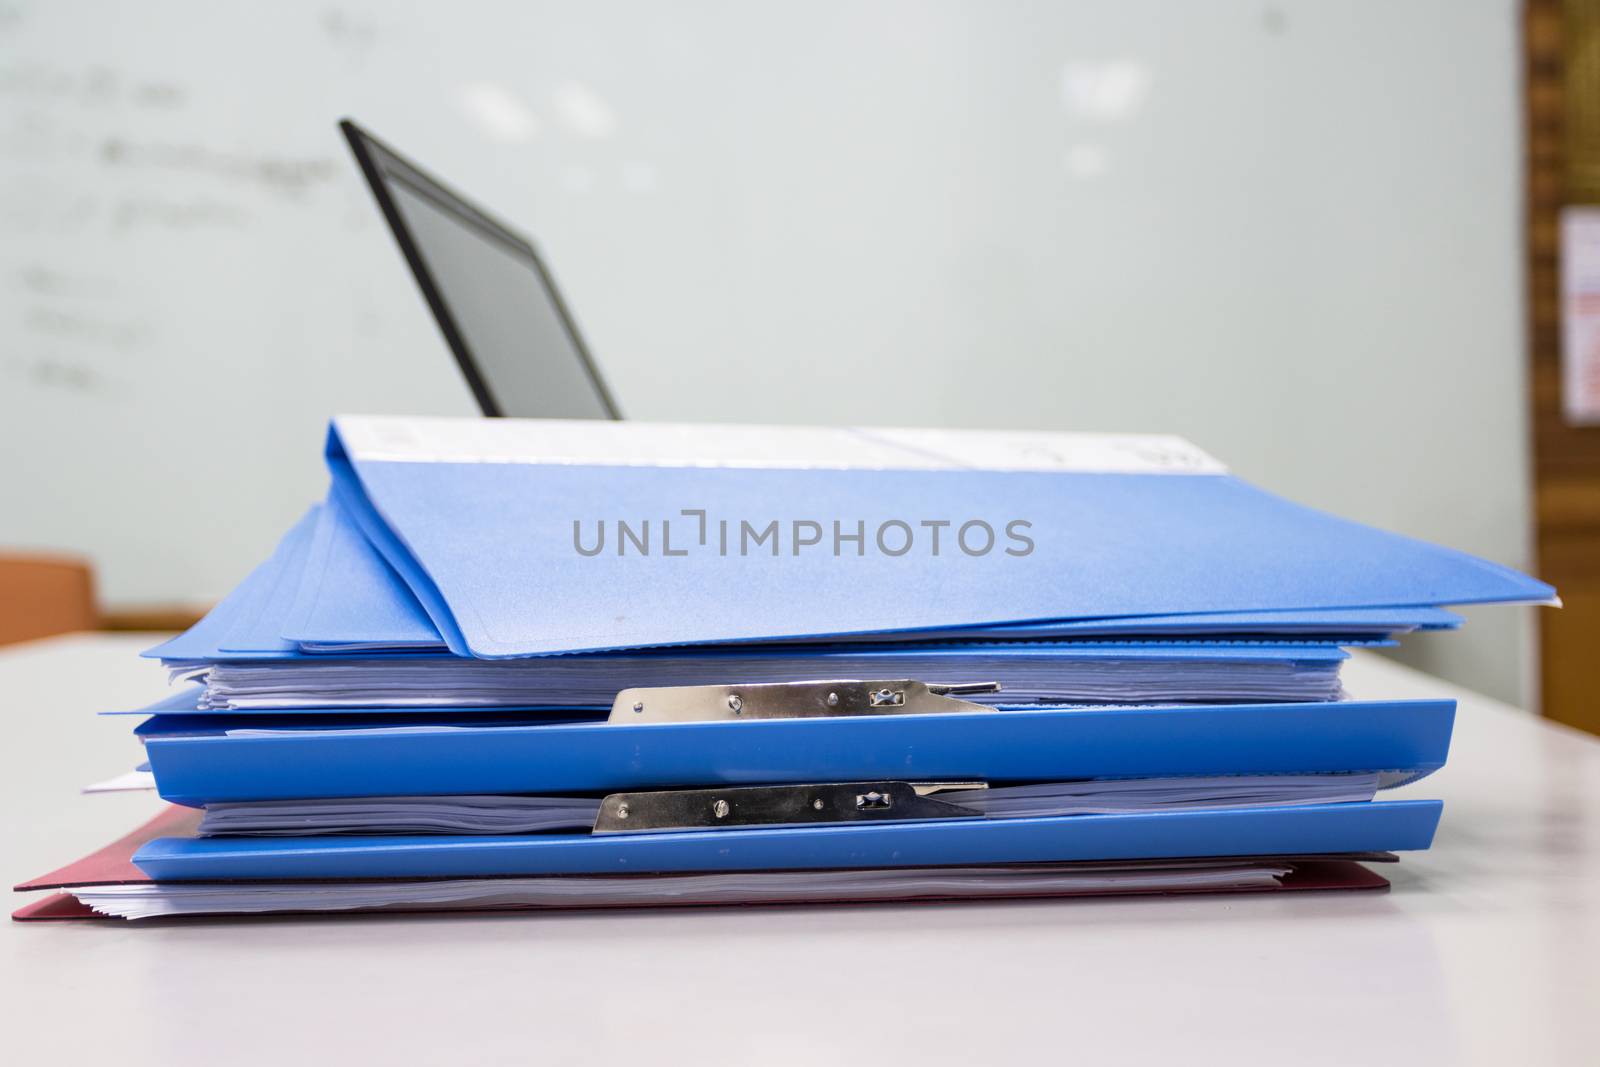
342;120;619;419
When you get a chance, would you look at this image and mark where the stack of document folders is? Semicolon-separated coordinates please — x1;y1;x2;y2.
15;417;1555;921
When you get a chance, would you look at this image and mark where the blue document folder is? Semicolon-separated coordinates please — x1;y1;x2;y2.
131;800;1443;881
322;416;1551;658
271;489;1465;652
140;502;1391;710
143;507;323;664
283;489;444;652
138;697;1455;805
143;473;1471;676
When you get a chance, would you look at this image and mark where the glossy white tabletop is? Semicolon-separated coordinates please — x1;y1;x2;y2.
3;635;1598;1066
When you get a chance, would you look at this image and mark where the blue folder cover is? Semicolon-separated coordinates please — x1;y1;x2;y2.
139;697;1455;805
143;506;323;663
215;506;320;655
323;416;1551;658
269;488;1464;651
282;488;444;651
132;800;1443;880
140;481;1466;665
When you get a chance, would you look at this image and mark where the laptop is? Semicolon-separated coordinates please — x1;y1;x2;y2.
340;118;621;419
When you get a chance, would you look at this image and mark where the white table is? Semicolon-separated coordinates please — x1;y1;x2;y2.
3;635;1598;1066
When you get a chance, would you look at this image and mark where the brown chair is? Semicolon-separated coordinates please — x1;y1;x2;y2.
0;553;100;646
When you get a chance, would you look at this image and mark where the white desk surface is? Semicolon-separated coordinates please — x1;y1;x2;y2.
3;635;1598;1066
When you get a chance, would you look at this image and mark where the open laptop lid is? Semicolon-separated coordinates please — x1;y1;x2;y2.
340;119;620;419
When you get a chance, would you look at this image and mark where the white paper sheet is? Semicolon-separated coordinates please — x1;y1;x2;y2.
81;770;157;793
195;774;1380;836
73;861;1292;919
192;650;1345;710
334;415;1228;474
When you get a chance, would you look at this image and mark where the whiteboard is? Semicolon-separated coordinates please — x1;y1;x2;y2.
0;0;1534;703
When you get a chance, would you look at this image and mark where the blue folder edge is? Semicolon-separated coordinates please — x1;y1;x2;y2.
282;488;445;649
325;448;472;656
131;799;1443;880
137;697;1456;806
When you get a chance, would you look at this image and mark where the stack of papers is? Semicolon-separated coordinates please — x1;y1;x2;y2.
175;643;1352;708
14;417;1554;922
72;863;1301;921
194;775;1382;837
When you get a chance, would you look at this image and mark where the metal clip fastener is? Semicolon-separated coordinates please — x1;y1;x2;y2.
591;781;988;834
609;679;1001;724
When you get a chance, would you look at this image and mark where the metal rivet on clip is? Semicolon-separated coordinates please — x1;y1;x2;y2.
812;798;825;810
616;803;630;819
727;694;743;713
826;692;839;707
712;799;731;818
632;701;644;713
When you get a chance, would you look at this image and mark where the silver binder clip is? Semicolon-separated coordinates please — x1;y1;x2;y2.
609;679;1001;723
592;780;989;834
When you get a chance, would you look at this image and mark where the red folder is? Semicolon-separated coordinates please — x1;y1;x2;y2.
14;805;1391;922
14;806;202;920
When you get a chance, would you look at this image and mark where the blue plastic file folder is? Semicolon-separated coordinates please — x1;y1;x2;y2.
321;416;1551;658
138;698;1456;805
142;500;1405;710
267;491;1466;653
285;491;441;651
141;471;1476;673
131;801;1443;881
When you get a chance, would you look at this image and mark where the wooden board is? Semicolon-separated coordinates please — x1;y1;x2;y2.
1527;1;1600;734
